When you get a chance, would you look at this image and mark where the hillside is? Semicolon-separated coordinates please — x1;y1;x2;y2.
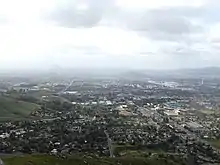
0;96;39;121
2;154;187;165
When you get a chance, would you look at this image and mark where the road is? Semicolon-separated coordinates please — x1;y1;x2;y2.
0;158;3;165
104;130;114;158
40;117;61;122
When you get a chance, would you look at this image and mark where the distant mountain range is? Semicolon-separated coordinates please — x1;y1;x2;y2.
175;67;220;78
122;67;220;79
1;67;220;79
160;67;220;78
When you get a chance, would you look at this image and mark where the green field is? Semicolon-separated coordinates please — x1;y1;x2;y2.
209;139;220;149
113;144;165;157
198;109;215;115
2;154;187;165
0;96;39;121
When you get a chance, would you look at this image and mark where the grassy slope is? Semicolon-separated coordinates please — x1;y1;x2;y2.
2;155;186;165
0;96;39;121
209;139;220;149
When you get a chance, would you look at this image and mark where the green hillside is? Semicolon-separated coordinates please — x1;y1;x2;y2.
0;96;39;121
209;139;220;149
2;154;187;165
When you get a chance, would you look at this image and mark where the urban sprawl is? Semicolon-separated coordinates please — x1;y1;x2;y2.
0;75;220;164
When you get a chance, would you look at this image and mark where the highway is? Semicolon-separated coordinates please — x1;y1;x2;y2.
58;80;74;95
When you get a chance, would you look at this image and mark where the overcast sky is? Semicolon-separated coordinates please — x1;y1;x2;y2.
0;0;220;70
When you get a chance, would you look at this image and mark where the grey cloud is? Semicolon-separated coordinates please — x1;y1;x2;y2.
125;9;203;41
47;0;117;28
130;12;194;34
119;3;219;41
145;3;220;24
45;0;207;42
44;0;219;64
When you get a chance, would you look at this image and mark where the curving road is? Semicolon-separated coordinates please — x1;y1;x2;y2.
0;158;4;165
104;130;114;158
58;80;74;95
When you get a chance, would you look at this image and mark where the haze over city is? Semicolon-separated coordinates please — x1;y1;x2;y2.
0;0;220;70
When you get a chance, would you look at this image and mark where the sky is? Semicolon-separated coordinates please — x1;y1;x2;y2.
0;0;220;70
